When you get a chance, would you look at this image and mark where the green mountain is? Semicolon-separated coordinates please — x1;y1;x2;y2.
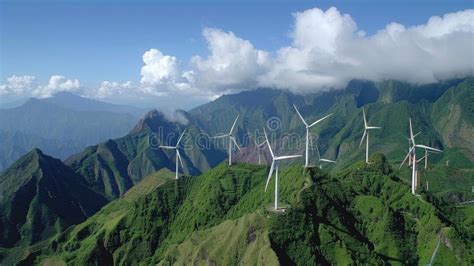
59;78;473;203
0;97;140;171
190;78;474;201
0;149;107;254
65;110;226;200
13;154;473;265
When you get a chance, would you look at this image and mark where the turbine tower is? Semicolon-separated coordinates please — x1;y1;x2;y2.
159;129;187;179
400;118;442;195
293;104;332;167
212;115;241;165
359;108;381;164
254;137;267;165
263;128;302;211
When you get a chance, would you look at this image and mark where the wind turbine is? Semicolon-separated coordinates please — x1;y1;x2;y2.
359;108;381;164
400;118;442;195
159;129;187;179
315;145;337;169
417;147;441;170
254;137;267;165
293;104;332;167
212;115;241;165
405;131;421;167
263;128;302;211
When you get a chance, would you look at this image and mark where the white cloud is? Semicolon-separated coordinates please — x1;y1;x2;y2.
95;81;135;98
34;75;80;97
0;75;80;98
259;8;474;92
140;49;180;86
0;75;37;95
190;28;269;94
3;7;473;107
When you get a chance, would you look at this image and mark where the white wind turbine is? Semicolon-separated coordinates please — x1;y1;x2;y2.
254;137;267;165
359;108;381;164
400;118;442;195
405;131;420;167
159;129;187;179
263;128;302;211
417;147;441;170
293;104;332;167
212;115;241;165
315;145;337;169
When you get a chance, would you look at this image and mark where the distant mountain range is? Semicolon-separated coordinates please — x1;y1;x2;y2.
0;92;149;171
0;78;473;264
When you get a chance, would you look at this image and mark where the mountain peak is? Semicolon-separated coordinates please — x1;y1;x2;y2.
130;109;173;134
0;149;107;248
30;147;44;156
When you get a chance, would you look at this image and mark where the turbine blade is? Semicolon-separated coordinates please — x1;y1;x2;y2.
309;113;333;128
363;108;367;128
275;155;302;160
231;136;241;151
263;128;274;158
177;150;184;169
416;155;426;163
399;147;415;169
210;134;228;139
320;158;337;163
359;130;367;148
409;118;415;144
265;162;275;192
315;144;321;160
416;144;442;153
414;131;421;139
159;146;176;149
293;104;308;127
229;115;239;134
176;128;187;147
366;126;381;129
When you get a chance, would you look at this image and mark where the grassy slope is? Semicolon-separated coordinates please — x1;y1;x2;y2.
21;154;473;265
0;149;108;264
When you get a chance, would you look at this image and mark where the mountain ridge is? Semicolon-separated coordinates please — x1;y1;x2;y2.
0;148;108;249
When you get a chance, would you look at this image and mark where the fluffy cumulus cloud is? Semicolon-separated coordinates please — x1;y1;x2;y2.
190;28;269;94
0;75;80;98
35;75;80;97
140;49;180;86
260;7;474;91
0;75;37;95
2;7;473;104
135;7;473;97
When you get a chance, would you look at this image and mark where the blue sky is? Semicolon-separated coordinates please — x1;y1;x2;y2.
1;0;473;108
2;0;472;83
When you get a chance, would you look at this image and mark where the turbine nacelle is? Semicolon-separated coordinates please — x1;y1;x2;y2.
263;128;302;193
293;104;332;167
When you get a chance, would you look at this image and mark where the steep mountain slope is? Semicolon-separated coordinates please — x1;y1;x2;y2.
0;149;107;251
190;78;474;201
60;78;473;203
0;98;139;171
65;110;226;200
17;154;473;265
